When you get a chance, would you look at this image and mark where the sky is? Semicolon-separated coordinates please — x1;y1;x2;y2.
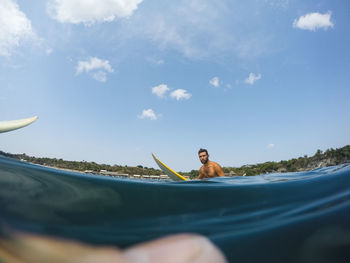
1;0;350;172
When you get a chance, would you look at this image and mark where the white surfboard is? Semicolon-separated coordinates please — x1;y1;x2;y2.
152;153;188;181
0;116;38;133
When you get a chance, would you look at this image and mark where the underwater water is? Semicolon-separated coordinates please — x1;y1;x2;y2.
0;155;349;263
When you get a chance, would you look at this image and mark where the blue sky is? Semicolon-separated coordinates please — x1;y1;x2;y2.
1;0;349;172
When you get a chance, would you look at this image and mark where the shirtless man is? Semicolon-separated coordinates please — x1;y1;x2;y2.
197;148;225;179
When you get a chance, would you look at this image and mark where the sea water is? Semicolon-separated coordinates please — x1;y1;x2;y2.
0;156;349;263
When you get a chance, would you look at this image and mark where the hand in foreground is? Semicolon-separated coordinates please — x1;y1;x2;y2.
0;232;227;263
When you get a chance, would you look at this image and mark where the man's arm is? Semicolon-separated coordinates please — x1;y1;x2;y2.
214;163;225;177
197;167;204;179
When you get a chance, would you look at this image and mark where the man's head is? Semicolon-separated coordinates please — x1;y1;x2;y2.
198;148;209;164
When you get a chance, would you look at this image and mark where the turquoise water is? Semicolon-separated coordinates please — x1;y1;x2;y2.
0;155;349;262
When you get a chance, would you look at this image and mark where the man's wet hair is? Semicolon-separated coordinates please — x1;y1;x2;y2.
198;148;208;155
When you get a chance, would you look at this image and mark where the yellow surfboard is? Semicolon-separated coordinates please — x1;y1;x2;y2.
152;154;188;181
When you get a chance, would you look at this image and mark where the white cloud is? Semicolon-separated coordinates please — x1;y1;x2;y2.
77;57;113;73
244;73;262;85
147;57;164;66
293;12;334;31
209;77;220;87
170;89;192;100
152;85;192;101
92;71;107;82
46;48;53;55
265;0;290;10
225;84;232;90
154;59;164;65
138;109;158;120
0;0;36;56
119;1;277;61
152;84;170;98
145;3;234;60
76;57;114;82
47;0;143;25
267;144;275;149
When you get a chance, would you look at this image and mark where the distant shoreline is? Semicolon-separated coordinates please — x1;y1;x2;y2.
1;145;350;178
20;159;172;180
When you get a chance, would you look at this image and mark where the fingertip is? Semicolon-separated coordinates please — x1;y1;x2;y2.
123;234;227;263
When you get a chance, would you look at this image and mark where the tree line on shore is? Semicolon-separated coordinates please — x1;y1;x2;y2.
1;145;349;179
0;152;162;176
181;145;350;178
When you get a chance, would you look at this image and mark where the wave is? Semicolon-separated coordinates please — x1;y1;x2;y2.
1;156;349;262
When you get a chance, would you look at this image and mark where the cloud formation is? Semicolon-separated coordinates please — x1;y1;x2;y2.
120;1;281;61
92;71;108;82
265;0;290;10
152;84;191;101
76;57;114;82
170;89;192;100
147;57;164;66
244;73;262;85
152;84;170;98
293;12;334;31
209;77;220;87
0;0;36;56
138;109;158;120
267;143;275;149
47;0;143;25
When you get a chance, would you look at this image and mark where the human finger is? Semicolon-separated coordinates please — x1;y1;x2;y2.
123;234;227;263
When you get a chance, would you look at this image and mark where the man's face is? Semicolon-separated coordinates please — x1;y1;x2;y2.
199;152;209;164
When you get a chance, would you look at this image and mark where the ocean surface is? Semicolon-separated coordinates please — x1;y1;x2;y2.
0;155;349;263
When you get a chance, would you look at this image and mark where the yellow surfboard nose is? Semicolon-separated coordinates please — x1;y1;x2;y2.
152;153;188;181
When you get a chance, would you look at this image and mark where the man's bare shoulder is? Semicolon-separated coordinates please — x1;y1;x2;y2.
209;161;221;167
210;161;225;177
